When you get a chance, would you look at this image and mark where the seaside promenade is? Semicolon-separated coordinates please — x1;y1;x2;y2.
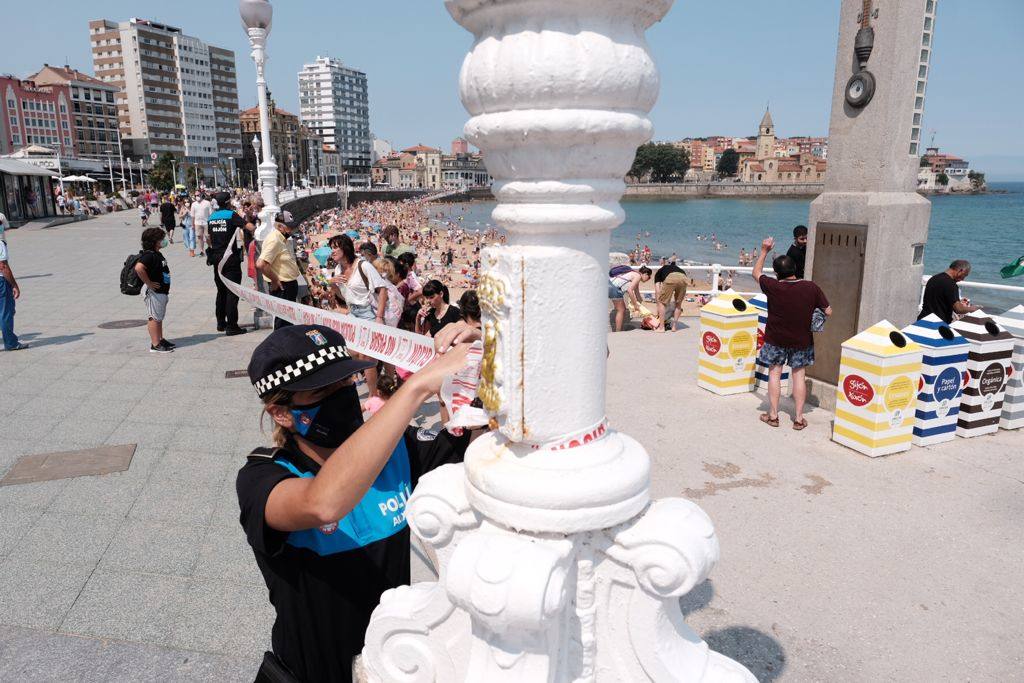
0;210;1021;681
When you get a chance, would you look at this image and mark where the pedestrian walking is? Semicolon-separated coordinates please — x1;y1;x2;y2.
256;210;301;329
190;192;213;256
133;227;175;354
752;236;831;430
0;214;26;351
159;195;176;244
180;200;196;257
237;325;471;683
207;191;248;336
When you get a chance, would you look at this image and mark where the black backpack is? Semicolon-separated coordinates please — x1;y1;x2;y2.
120;252;144;295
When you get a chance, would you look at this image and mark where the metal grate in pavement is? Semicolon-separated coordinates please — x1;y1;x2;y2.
0;444;137;486
224;370;249;379
98;320;148;329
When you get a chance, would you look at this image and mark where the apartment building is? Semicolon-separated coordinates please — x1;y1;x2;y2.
88;17;241;176
29;65;120;158
298;57;371;182
0;75;74;156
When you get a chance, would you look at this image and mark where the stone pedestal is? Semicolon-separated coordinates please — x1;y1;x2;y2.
805;0;939;395
361;1;755;680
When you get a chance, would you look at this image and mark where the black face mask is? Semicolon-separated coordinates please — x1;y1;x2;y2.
289;383;363;448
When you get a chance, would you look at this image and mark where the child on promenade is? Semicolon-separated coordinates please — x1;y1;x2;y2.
363;374;399;418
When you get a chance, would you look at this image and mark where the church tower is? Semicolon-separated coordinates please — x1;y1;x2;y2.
756;108;775;160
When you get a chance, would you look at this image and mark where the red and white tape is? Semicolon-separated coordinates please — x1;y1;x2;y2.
218;234;436;373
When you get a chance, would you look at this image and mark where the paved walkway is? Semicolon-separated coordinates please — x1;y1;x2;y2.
1;210;1021;681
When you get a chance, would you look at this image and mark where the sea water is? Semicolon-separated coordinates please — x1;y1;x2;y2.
443;181;1023;311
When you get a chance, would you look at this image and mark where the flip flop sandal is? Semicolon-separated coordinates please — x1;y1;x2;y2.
792;419;808;431
759;413;780;428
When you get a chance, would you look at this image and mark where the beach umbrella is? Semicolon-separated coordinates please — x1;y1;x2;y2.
174;183;186;189
1001;255;1024;279
312;246;332;267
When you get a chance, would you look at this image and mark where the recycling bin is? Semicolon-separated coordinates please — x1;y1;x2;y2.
902;315;970;447
952;311;1015;436
697;294;758;396
950;311;1015;438
749;293;790;393
994;305;1024;430
833;320;923;457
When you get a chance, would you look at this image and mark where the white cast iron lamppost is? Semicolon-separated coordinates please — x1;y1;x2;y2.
362;1;756;681
240;0;280;240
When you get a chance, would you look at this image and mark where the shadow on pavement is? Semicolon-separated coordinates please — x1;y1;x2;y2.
17;331;93;348
18;273;53;279
679;580;787;680
704;625;787;682
169;332;223;348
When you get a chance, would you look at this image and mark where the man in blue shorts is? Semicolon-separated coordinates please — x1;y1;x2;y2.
752;236;831;430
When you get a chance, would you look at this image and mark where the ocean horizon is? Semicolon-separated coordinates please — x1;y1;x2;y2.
442;181;1024;312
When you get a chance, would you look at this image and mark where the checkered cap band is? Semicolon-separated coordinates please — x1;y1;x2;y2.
254;345;351;396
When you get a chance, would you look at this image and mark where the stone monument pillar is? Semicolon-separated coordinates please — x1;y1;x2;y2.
361;1;756;680
805;0;938;403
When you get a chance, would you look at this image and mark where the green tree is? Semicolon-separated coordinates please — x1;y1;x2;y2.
936;172;949;186
148;152;175;192
968;170;986;191
628;143;689;183
182;162;207;191
716;148;740;177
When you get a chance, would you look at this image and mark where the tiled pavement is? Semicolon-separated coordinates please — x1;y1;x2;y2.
2;211;1023;681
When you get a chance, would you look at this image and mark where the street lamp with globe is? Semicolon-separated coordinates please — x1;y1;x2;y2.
251;134;261;189
240;0;280;241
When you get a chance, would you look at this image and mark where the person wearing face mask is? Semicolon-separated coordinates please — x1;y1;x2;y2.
238;325;472;682
207;191;249;336
256;210;301;329
133;227;174;353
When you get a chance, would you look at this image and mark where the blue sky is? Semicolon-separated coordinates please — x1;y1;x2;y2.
8;1;1023;178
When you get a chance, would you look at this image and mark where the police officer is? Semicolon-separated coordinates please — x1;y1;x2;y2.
207;191;248;335
238;325;472;682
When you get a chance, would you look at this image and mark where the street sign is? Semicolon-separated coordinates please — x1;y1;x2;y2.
150;152;157;161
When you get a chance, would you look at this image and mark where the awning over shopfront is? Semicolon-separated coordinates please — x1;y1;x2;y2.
0;158;59;177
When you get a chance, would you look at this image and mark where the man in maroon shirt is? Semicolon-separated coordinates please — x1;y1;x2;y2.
752;236;832;430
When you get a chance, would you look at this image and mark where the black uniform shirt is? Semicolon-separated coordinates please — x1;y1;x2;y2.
237;427;469;683
207;209;247;266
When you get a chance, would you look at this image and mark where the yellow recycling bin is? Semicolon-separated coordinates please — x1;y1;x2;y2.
697;294;758;395
833;320;923;457
952;311;1015;437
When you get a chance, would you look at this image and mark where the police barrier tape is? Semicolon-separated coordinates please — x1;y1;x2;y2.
217;233;436;373
220;232;611;449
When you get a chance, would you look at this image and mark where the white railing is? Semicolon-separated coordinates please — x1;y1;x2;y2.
625;262;1024;307
277;186;338;203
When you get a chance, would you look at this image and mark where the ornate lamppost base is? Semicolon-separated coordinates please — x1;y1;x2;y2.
362;459;756;682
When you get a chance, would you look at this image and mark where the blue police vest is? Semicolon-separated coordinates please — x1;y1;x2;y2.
273;441;412;555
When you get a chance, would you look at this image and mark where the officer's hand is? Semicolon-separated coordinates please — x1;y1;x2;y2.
409;343;470;396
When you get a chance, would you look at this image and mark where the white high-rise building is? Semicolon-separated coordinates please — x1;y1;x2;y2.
88;17;242;176
298;56;371;182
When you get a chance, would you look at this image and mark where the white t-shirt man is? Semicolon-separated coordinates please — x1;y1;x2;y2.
190;198;213;225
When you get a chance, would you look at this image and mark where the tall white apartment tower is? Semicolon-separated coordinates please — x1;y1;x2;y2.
88;17;242;178
298;57;371;183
